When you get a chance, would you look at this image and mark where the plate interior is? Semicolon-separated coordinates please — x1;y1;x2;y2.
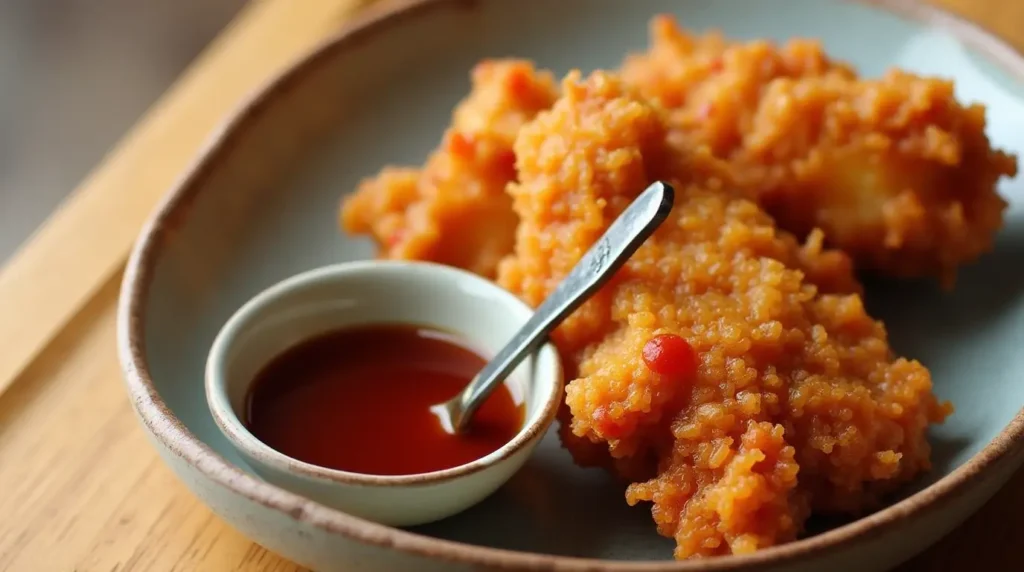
141;0;1024;561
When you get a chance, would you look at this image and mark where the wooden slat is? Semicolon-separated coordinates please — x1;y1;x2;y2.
935;0;1024;52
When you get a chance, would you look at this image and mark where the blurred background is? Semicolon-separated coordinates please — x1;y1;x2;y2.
0;0;247;264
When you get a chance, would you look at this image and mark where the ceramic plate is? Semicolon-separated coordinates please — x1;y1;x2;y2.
118;0;1024;570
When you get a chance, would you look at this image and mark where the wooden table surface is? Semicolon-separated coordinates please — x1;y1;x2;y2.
1;0;1022;570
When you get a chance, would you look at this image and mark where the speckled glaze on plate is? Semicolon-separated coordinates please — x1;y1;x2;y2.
117;0;1024;570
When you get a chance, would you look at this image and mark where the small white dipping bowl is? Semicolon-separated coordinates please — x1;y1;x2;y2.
205;261;563;527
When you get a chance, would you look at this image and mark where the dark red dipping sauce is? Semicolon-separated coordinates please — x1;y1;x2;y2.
244;324;525;476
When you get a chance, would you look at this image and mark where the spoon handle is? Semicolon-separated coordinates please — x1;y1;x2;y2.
452;181;675;432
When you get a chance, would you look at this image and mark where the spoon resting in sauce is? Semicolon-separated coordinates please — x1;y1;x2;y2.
431;180;676;434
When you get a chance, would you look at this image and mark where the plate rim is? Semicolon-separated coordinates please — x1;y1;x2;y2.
117;0;1024;569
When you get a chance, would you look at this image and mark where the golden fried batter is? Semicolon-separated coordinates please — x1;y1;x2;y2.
622;15;1018;284
620;15;855;155
340;60;557;277
343;16;1016;285
497;71;951;559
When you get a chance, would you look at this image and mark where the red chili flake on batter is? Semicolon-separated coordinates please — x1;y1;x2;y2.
593;406;624;439
697;102;716;120
447;132;476;159
495;149;517;177
387;230;406;248
505;67;533;99
642;334;698;379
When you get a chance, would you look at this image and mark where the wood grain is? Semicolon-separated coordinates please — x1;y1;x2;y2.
0;0;1021;570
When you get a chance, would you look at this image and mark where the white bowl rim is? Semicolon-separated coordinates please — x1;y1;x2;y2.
204;259;563;487
116;0;1024;569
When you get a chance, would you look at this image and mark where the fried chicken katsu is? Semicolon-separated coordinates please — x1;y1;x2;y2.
342;17;1017;286
332;15;1017;560
622;15;1018;285
341;60;557;277
496;70;951;558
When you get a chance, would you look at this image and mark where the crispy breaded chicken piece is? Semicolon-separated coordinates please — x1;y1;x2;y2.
497;71;951;559
340;60;558;277
620;15;856;155
342;17;1016;285
738;70;1017;284
622;15;1018;285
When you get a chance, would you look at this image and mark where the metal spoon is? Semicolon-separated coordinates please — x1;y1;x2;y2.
431;181;676;434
